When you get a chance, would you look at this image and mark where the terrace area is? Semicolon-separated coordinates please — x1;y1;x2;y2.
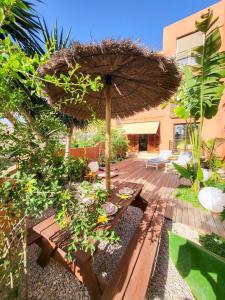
1;1;225;300
23;158;225;300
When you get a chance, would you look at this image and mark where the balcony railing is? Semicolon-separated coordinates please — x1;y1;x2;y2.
175;49;198;67
169;139;192;153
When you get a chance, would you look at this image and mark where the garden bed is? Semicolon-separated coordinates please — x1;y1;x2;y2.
173;185;201;208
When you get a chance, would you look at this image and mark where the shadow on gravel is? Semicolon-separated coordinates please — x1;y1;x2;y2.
146;219;172;299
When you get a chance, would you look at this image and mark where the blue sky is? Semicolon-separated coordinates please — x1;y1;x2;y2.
34;0;219;50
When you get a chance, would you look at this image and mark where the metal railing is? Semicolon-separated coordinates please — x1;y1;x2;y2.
175;48;198;68
169;139;192;153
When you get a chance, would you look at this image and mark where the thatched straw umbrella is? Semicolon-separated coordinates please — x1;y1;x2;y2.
38;39;181;191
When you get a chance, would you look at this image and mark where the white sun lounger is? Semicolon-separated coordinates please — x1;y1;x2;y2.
146;150;172;170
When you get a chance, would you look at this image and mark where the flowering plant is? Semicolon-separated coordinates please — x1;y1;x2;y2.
55;180;119;259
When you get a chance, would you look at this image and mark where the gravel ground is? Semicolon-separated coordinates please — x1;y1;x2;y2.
28;244;89;300
146;219;196;300
93;206;143;280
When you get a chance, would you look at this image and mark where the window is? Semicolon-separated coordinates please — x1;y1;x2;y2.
174;124;187;140
176;31;204;67
174;123;199;143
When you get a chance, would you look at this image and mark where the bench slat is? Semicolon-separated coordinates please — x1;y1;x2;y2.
100;200;159;300
123;199;166;300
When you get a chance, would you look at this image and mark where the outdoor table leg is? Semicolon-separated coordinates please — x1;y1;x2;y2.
37;237;56;268
74;252;102;300
130;194;148;212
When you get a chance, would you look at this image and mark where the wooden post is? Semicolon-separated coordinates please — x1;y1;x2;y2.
64;124;74;159
105;80;111;192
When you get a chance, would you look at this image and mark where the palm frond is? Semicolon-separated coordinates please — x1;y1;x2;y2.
1;0;43;54
39;18;71;53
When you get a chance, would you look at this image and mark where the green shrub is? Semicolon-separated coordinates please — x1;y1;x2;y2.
73;121;128;162
174;185;200;208
63;156;88;182
71;130;95;148
93;124;128;161
199;233;225;259
204;175;225;192
173;163;197;184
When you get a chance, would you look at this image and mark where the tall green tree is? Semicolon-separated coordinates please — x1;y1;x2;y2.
1;1;88;153
0;4;102;299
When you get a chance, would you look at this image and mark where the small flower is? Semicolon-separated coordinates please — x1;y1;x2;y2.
97;215;109;224
119;194;130;199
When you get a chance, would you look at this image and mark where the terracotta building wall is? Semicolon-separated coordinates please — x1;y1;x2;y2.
122;102;194;151
163;0;225;155
121;0;225;156
162;1;225;56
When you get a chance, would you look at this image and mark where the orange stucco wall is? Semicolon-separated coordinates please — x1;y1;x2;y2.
62;143;104;161
163;0;225;156
121;0;225;156
122;106;188;151
162;1;225;56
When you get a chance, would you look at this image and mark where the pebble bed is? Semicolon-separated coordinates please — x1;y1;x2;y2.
93;206;143;280
22;211;198;299
146;220;196;300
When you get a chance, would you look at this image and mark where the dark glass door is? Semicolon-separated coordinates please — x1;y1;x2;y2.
139;134;148;151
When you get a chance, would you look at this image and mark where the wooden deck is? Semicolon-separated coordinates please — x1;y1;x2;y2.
112;158;225;238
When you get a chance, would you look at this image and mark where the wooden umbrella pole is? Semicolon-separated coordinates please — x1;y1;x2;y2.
105;80;111;192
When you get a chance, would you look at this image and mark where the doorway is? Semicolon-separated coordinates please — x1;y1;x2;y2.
139;134;148;151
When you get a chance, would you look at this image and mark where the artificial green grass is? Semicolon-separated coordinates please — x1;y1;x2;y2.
174;185;200;208
169;232;225;300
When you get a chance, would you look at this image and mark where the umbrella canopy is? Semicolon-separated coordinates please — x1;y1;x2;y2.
38;39;180;119
38;39;181;190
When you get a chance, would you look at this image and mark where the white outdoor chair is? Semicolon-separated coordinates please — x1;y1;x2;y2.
172;151;192;167
88;161;99;173
146;150;172;170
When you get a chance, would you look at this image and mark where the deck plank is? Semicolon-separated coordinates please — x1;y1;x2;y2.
113;158;225;238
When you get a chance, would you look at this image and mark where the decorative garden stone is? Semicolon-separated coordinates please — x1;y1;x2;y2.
198;187;225;213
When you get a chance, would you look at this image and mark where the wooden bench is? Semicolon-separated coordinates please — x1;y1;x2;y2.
101;197;166;300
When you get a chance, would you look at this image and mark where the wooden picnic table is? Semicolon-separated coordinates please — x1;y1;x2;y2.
32;181;145;300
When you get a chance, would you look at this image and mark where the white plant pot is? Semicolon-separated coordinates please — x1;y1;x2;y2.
201;168;213;182
198;187;225;213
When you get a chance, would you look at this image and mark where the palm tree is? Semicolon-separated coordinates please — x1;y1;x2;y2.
1;0;43;54
1;1;87;155
39;19;71;54
39;19;88;157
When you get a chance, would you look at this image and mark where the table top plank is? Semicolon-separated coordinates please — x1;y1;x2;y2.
33;215;56;234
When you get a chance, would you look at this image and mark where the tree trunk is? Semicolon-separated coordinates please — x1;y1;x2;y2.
64;125;74;159
21;110;46;142
105;84;111;192
23;217;28;300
